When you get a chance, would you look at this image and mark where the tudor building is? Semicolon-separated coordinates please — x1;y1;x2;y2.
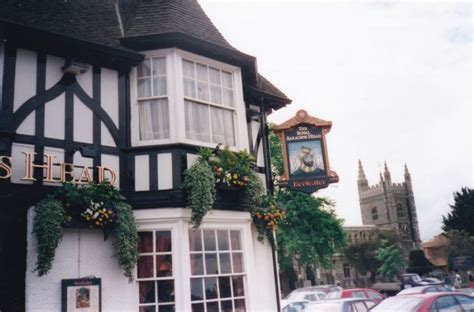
0;1;291;311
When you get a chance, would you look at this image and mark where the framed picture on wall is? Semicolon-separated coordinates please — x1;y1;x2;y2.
62;278;101;312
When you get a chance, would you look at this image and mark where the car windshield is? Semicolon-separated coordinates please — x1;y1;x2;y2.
371;297;424;312
398;287;426;295
326;291;342;299
412;275;422;282
305;302;342;312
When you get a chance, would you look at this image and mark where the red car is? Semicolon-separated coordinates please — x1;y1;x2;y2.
372;292;474;312
326;288;385;303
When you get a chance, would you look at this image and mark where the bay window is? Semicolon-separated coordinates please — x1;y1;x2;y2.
137;57;170;141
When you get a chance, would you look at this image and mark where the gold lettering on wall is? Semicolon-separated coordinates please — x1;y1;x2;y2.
97;166;117;185
0;156;13;179
76;166;93;184
21;152;56;182
59;163;75;182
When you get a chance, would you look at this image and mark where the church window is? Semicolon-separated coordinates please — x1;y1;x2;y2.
183;59;236;147
397;203;404;218
189;229;247;312
137;57;170;141
371;207;378;220
343;264;351;278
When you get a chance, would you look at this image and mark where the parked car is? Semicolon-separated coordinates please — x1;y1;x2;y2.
371;293;474;312
291;285;343;294
284;290;327;302
325;288;385;303
305;298;377;312
397;285;454;296
281;299;309;312
422;277;443;285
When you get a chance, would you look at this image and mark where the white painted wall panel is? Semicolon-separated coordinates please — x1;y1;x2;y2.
251;120;260;147
46;55;64;89
158;153;173;190
134;155;149;191
257;141;265;167
16;113;35;135
11;143;34;184
100;68;119;126
14;49;37;112
101;154;120;187
258;173;267;191
186;153;198;168
25;208;137;312
44;94;65;140
73;96;93;144
101;122;116;147
76;65;93;97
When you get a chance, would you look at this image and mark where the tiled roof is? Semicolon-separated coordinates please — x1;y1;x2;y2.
0;0;291;107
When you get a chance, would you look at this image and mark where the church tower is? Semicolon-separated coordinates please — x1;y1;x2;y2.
357;161;421;253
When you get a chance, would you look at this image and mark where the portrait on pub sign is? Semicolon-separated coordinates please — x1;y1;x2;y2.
288;140;326;179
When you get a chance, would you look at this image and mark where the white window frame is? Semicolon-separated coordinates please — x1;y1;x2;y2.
131;49;249;151
134;209;257;312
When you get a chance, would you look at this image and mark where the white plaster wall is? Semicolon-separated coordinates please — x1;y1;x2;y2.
25;208;137;312
76;64;92;97
134;154;149;191
101;122;116;147
46;55;64;89
44;94;65;140
15;49;37;135
186;153;198;168
158;153;173;190
101;154;120;187
73;96;93;144
101;68;119;126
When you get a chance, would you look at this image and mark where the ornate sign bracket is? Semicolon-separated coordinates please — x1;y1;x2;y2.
274;109;339;193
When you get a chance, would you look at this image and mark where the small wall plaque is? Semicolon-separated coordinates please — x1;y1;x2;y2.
62;278;101;312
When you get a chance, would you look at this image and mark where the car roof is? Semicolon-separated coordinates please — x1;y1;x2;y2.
397;292;467;299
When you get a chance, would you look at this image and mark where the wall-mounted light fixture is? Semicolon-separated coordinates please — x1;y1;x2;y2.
62;59;89;75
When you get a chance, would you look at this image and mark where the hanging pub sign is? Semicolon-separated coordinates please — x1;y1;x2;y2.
273;109;339;193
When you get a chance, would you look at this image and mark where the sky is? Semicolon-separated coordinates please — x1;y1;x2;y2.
199;0;473;241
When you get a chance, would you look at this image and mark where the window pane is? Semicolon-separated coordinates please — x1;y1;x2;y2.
217;230;229;251
222;71;233;89
455;295;474;310
203;230;217;251
204;277;218;299
138;256;154;278
232;276;245;297
235;299;246;312
183;60;195;78
139;99;169;141
191;278;204;301
153;77;167;96
222;89;234;107
221;300;233;312
138;78;152;98
197;81;209;102
140;306;156;312
230;231;242;250
219;253;231;274
158;305;174;312
184;78;196;98
138;59;151;77
139;281;155;303
139;232;153;253
232;253;244;273
206;302;219;312
152;58;166;76
205;253;218;275
192;303;204;312
189;230;203;251
210;85;222;104
211;107;235;146
219;276;232;298
156;231;172;252
157;280;174;302
196;63;208;81
185;101;210;142
209;67;221;85
190;254;204;275
156;254;172;277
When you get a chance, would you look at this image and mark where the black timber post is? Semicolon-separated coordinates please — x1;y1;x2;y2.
260;97;281;312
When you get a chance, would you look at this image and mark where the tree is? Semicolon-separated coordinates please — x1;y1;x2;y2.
376;240;405;281
407;249;433;276
442;187;474;236
443;231;474;270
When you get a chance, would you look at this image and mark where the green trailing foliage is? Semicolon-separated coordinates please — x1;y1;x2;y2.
33;197;67;276
32;182;139;280
184;158;216;228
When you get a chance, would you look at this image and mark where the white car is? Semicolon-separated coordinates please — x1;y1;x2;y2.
281;299;309;312
284;290;327;302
